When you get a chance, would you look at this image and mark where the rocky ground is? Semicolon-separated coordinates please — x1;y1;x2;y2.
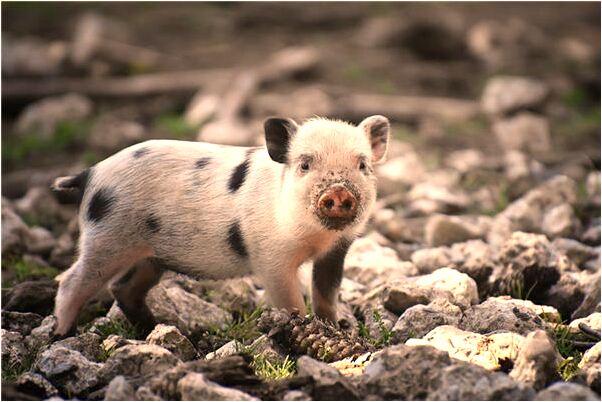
1;3;601;401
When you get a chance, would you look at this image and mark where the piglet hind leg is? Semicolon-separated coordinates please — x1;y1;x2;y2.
109;258;164;336
53;240;153;338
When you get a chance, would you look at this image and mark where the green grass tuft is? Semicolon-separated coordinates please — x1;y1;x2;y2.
89;317;139;340
550;321;584;381
357;309;394;348
2;258;60;286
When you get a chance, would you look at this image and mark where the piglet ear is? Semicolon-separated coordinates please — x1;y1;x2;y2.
359;115;390;164
264;117;298;164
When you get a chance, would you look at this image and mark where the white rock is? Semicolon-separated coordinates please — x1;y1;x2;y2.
481;76;548;116
493;113;551;154
178;372;258;400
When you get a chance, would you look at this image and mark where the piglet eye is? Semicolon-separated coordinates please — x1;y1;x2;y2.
300;161;310;172
359;161;367;171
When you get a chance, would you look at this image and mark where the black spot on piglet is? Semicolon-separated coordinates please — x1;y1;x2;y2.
87;188;116;223
133;147;150;158
228;158;250;192
195;157;211;169
227;221;248;258
146;214;161;233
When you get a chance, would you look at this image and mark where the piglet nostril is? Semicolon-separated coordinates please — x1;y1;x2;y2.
341;199;353;211
324;199;335;210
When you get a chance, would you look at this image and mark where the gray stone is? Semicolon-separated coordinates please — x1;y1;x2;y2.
392;299;462;343
4;280;57;316
577;342;601;393
26;315;57;350
25;226;56;255
542;203;581;239
34;346;102;396
205;340;240;360
100;344;181;386
572;273;601;320
135;386;163;401
1;329;27;370
411;246;454;274
282;390;312;400
1;311;44;336
16;93;92;138
361;344;453;399
177;372;258;400
87;115;145;152
509;330;562;390
535;382;598;400
296;356;359;400
586;171;601;206
553;238;599;268
14;372;59;399
424;214;482;247
445;149;485;174
146;324;197;361
481;76;548;116
147;281;232;338
460;297;546;336
2;201;30;254
493;113;551;154
427;362;536;400
53;332;103;362
104;375;135;401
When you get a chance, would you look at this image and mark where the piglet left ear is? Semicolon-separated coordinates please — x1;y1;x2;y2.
264;117;298;164
359;115;390;164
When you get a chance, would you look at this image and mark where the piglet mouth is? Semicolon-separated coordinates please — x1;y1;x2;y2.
314;183;361;231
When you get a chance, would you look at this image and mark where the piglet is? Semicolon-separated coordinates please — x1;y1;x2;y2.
51;116;390;337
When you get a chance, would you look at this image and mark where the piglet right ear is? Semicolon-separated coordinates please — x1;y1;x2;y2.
264;117;298;164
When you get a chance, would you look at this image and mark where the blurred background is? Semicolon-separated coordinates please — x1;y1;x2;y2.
1;2;600;253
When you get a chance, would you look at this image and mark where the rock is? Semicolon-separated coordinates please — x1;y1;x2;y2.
489;175;578;246
197;119;256;146
445;149;485;174
101;334;144;354
1;311;44;336
392;299;462;343
361;344;453;399
49;232;76;268
586;171;601;206
424;214;482;247
489;296;561;322
2;35;67;77
359;304;398;342
282;390;312;400
427;361;536;400
345;237;417;288
481;76;549;116
413;267;479;309
577;342;601;393
382;267;478;314
16;93;93;138
87;115;145;152
177;372;258;400
26;315;57;350
205;340;240;360
535;382;599;401
296;356;359;400
170;274;260;312
542;204;581;239
460;297;546;336
407;182;470;215
376;153;428;189
407;325;525;371
572;273;601;320
493;113;552;154
100;344;180;386
14;372;59;399
135;386;163;401
146;281;232;338
53;333;103;362
467;19;545;69
328;352;373;377
448;240;496;294
509;330;561;390
2;201;30;254
3;280;57;315
489;232;565;302
569;313;601;335
25;226;56;255
411;247;454;274
504;150;545;190
543;271;591;320
1;329;27;370
553;238;599;268
34;346;102;397
14;186;73;228
146;324;197;361
104;375;135;401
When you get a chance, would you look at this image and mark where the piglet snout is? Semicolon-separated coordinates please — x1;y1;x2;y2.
318;185;358;219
